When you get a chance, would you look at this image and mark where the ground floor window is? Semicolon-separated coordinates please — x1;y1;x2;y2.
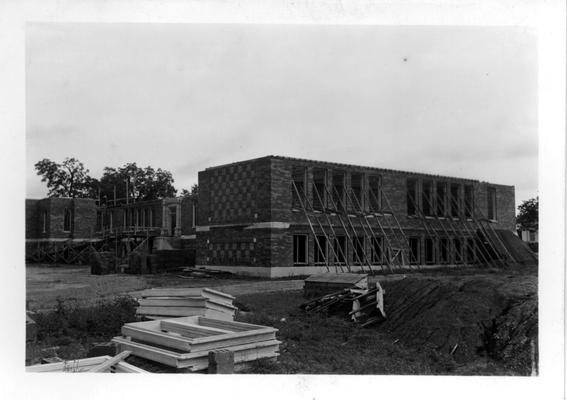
334;235;347;264
454;238;463;264
466;238;476;264
353;236;365;264
314;235;327;264
409;237;420;264
439;238;449;264
371;237;383;264
424;237;435;264
293;234;308;265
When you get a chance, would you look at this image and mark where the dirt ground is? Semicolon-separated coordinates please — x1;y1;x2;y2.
26;263;537;375
26;264;302;311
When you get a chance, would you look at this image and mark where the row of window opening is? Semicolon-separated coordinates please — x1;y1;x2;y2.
293;234;478;266
291;167;382;214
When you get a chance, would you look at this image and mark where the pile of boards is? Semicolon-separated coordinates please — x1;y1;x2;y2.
26;352;146;373
136;287;237;321
112;316;280;371
303;273;368;298
301;282;386;327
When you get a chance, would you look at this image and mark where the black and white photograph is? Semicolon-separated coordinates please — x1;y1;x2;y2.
1;1;564;399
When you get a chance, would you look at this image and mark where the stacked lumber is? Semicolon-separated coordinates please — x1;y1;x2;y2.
26;353;146;373
136;287;237;321
112;316;280;371
301;282;386;327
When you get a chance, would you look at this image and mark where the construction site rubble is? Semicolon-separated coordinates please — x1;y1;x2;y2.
303;272;368;298
301;281;386;327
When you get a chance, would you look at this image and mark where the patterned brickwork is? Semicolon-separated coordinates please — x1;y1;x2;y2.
196;228;271;268
195;155;517;272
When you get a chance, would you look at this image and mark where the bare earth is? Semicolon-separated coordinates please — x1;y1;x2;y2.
26;264;302;311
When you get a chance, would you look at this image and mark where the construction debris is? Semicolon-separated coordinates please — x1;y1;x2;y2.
304;273;368;298
26;353;146;373
112;316;280;372
301;281;386;327
136;287;237;320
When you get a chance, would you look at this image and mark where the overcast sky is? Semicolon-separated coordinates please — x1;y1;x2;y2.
26;23;537;208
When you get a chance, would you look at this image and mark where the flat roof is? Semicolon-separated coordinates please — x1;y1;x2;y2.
203;155;512;186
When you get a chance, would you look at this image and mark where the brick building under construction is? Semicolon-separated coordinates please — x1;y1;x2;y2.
26;155;534;277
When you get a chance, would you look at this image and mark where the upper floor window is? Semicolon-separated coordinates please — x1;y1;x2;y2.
312;168;327;211
332;171;345;212
436;182;447;217
368;175;381;212
63;208;73;232
350;173;363;210
464;185;474;218
407;178;418;216
291;166;306;209
96;211;102;232
450;183;461;218
42;211;47;233
487;187;497;220
422;180;434;216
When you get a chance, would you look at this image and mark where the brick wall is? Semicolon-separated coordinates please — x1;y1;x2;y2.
196;227;271;268
25;200;40;239
195;156;517;271
197;157;272;226
72;198;98;238
32;198;98;239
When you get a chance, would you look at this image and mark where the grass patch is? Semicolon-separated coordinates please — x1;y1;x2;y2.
235;290;458;375
32;295;139;360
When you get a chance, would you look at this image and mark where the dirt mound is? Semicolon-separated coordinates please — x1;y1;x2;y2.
494;229;538;265
379;275;537;375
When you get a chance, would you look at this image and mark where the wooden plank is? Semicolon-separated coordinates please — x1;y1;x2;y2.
139;287;235;302
112;336;280;371
136;307;234;320
161;319;276;344
27;356;111;372
136;306;213;316
123;325;276;353
138;298;208;308
112;337;180;367
26;355;145;373
197;317;266;332
160;320;231;337
179;347;279;371
111;362;148;373
88;351;132;372
137;298;235;312
202;288;236;301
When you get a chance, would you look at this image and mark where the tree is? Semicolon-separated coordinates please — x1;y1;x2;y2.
180;184;199;198
34;157;98;198
517;197;538;230
98;162;177;203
